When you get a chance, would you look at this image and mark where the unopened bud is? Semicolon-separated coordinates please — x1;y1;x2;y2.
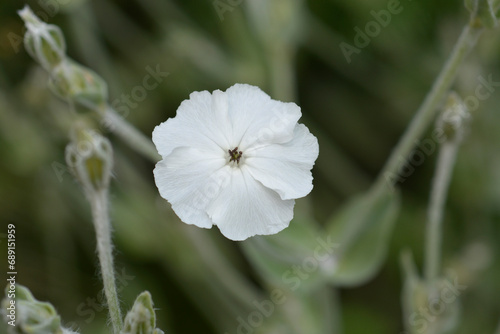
50;60;108;113
400;252;461;334
18;6;66;71
2;284;63;334
66;128;113;194
437;92;469;143
121;291;164;334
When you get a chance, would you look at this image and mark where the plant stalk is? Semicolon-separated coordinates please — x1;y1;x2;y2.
90;189;123;334
424;141;459;282
373;24;482;194
103;106;161;162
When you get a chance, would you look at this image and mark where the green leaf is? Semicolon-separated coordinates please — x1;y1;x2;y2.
324;188;401;287
241;199;332;292
258;287;340;334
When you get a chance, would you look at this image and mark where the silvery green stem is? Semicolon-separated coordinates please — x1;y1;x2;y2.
373;24;482;193
103;106;161;162
90;189;123;334
424;141;459;282
66;130;121;332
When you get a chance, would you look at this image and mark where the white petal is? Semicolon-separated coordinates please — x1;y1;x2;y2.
245;124;319;200
153;147;228;228
225;84;301;151
152;90;232;158
207;166;295;241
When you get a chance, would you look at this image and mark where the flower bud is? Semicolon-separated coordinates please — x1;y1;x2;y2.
401;252;461;334
2;284;63;334
18;6;66;72
436;92;469;143
50;60;108;113
65;127;113;194
121;292;164;334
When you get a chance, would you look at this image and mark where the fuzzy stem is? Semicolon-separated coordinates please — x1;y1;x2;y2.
373;24;482;193
424;141;459;282
89;189;123;334
103;106;161;162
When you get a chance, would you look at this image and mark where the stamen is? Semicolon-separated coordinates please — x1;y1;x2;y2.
228;147;243;164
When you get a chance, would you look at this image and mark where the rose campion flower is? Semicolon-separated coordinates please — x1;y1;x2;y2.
152;84;319;241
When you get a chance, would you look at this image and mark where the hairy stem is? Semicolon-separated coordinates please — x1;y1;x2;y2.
90;189;123;334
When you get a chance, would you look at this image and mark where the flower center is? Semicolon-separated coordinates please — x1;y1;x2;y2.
228;147;243;164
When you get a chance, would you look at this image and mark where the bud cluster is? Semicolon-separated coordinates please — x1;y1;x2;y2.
19;6;108;113
1;285;79;334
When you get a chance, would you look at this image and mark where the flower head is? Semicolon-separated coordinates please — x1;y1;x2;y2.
153;84;319;241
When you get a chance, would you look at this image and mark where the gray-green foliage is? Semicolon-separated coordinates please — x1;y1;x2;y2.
325;188;401;286
1;0;500;334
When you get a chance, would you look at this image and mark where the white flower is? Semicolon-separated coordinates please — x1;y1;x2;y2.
152;83;319;241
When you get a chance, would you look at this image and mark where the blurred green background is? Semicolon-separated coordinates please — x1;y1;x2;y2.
1;0;500;333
